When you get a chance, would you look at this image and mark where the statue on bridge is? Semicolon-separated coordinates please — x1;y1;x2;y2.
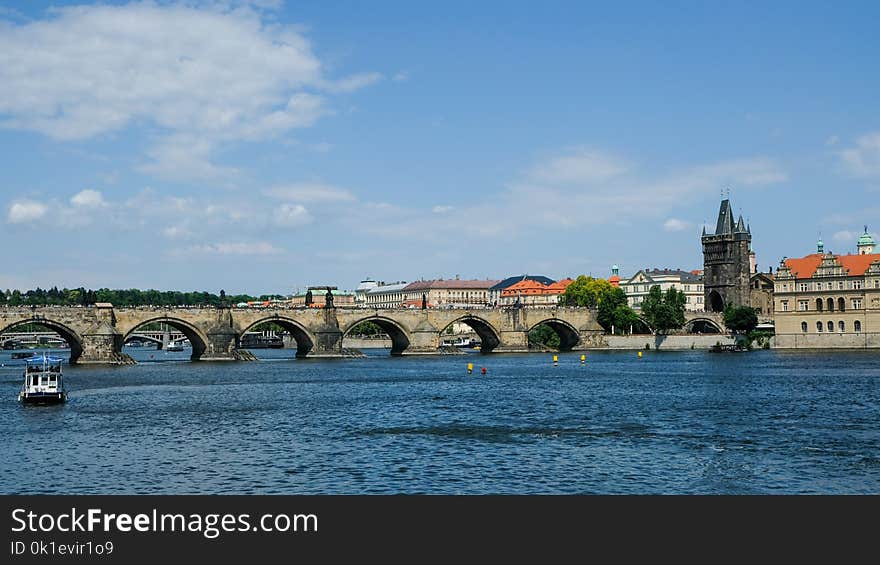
325;289;334;308
305;290;313;306
421;293;427;310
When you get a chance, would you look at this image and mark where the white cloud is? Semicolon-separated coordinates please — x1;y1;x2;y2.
825;135;839;146
70;189;107;207
432;205;454;214
264;183;355;202
7;200;48;223
273;203;312;227
839;132;880;178
0;2;376;182
187;242;283;255
663;218;690;232
392;71;409;82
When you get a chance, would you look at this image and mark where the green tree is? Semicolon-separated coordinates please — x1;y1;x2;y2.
562;276;614;307
723;305;758;334
597;287;641;334
641;285;686;334
528;323;560;349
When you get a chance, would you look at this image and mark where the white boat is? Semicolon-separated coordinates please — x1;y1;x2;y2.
18;354;67;405
166;341;185;352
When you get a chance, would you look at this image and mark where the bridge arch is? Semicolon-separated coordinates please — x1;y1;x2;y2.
122;317;209;361
440;315;501;353
125;334;164;347
238;316;316;358
528;318;581;352
343;316;410;355
0;318;84;364
684;317;723;334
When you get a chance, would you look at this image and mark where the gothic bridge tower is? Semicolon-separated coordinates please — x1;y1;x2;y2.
701;198;752;312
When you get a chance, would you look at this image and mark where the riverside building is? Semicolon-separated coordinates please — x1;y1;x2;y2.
401;278;500;308
773;228;880;348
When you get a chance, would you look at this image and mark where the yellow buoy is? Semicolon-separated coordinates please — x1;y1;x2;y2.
467;362;473;374
580;354;586;364
638;351;643;358
552;354;558;366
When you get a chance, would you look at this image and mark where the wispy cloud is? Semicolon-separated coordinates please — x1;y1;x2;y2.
264;183;356;202
839;132;880;178
349;149;788;241
833;230;858;243
527;148;630;185
272;203;312;227
663;218;691;232
185;242;284;255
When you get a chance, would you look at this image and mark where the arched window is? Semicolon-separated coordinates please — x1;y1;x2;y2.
801;321;808;333
854;320;862;333
817;321;823;332
816;298;823;312
838;297;845;311
827;321;834;332
827;298;834;311
838;320;845;333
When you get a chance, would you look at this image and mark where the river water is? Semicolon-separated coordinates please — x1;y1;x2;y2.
1;346;877;494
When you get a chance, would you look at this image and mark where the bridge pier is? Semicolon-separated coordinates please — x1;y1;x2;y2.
401;318;442;355
78;322;134;365
493;330;531;353
200;328;238;361
304;307;346;358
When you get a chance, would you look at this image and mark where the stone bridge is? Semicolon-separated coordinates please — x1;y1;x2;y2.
0;305;608;364
0;305;727;364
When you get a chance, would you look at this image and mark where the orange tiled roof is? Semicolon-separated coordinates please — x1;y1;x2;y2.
784;252;880;279
501;278;572;296
545;278;574;292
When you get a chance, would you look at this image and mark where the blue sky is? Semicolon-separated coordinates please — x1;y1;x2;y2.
1;0;878;294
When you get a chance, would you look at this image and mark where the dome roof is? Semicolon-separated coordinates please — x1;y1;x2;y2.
858;228;875;246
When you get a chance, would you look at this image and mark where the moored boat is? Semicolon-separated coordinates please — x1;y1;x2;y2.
18;355;67;405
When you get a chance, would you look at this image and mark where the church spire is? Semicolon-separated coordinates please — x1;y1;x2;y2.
736;214;746;232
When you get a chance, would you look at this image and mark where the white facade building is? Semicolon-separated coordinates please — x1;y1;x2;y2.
619;268;705;312
364;282;409;308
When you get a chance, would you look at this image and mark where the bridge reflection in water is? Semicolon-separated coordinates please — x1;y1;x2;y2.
0;305;724;364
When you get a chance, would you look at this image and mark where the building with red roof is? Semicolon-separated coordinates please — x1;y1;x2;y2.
774;228;880;348
499;277;574;306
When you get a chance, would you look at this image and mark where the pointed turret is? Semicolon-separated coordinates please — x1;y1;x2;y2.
701;225;706;236
714;199;735;235
736;214;746;232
